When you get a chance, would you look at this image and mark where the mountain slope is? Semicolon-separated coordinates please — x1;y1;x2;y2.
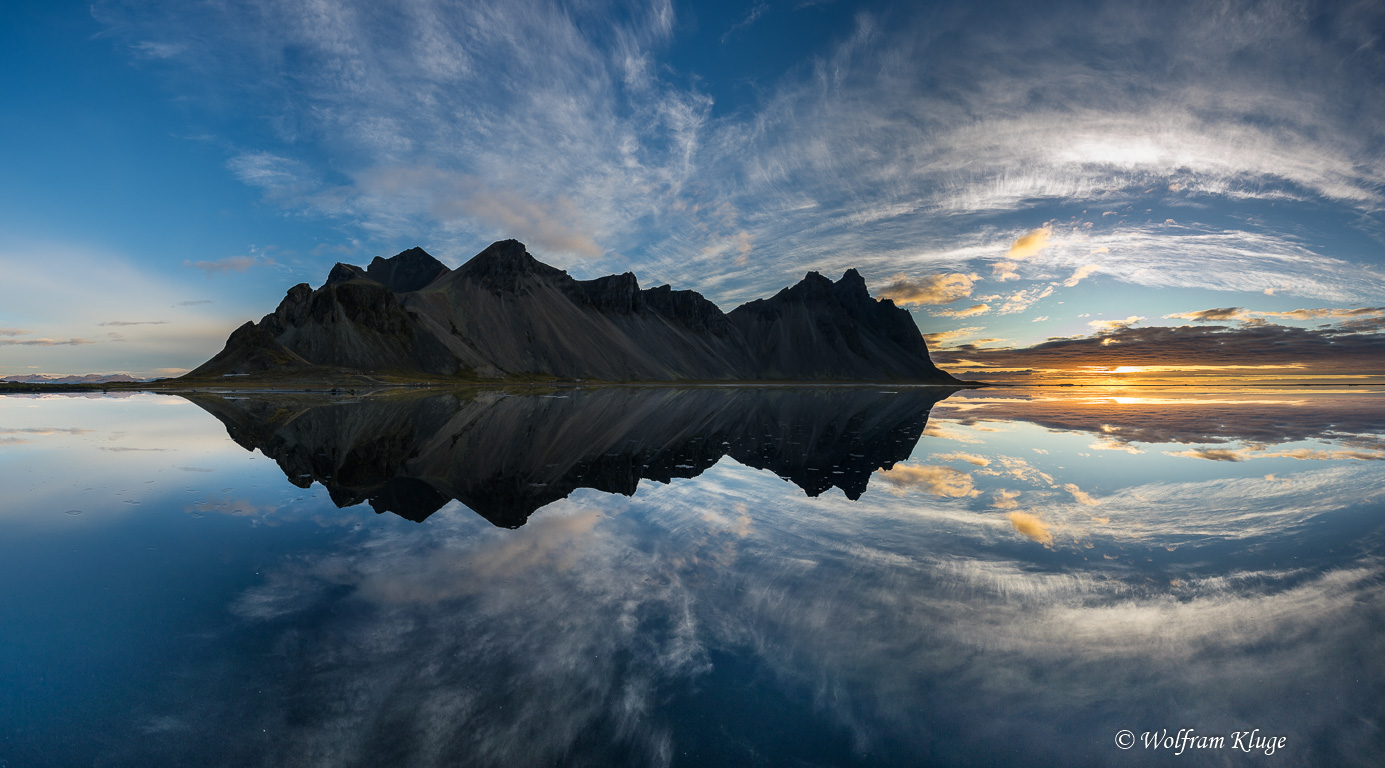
728;269;943;381
186;239;960;384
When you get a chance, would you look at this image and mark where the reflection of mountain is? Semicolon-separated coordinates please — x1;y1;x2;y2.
187;387;955;527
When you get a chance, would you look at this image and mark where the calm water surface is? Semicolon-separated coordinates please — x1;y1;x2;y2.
1;387;1383;767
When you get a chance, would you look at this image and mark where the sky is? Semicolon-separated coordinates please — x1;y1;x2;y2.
0;0;1382;381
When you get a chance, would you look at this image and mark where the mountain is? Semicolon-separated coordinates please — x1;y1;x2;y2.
186;239;960;384
728;268;943;380
1;373;148;384
185;387;951;527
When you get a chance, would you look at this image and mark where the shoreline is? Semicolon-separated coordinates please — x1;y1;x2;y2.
0;378;985;395
7;379;1385;395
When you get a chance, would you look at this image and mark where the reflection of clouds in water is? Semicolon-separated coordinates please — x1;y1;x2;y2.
0;426;95;436
933;388;1385;449
935;561;1377;657
873;464;979;498
930;450;990;466
991;488;1021;509
1005;511;1053;544
1169;447;1247;462
1170;446;1385;462
920;422;982;443
354;510;606;605
1087;438;1144;454
1062;483;1098;506
190;497;279;519
212;455;1385;766
226;503;704;767
969;464;1385;550
994;455;1054;485
1059;464;1385;544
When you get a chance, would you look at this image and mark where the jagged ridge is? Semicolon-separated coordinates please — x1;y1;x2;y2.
186;239;959;384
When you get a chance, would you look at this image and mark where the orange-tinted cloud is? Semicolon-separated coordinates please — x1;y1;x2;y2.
993;226;1054;281
933;303;990;318
1087;315;1144;333
1260;306;1384;321
921;326;984;347
1165;306;1385;323
1165;307;1247;322
1062;264;1100;287
877;272;980;305
1006;226;1052;260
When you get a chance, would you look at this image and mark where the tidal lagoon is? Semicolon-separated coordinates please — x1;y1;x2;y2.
2;386;1382;766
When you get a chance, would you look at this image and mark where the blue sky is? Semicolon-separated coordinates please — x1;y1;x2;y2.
1;0;1382;378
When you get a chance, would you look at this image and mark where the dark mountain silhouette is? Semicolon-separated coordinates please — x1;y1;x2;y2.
0;373;148;384
728;268;943;380
186;240;959;384
185;387;953;527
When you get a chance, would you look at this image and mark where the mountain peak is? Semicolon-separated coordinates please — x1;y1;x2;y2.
832;268;870;306
456;239;568;291
364;247;450;293
764;269;845;305
326;262;368;285
837;268;866;290
467;239;538;270
726;262;953;382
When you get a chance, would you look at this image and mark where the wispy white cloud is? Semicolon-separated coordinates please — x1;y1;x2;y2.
997;284;1053;314
721;3;770;44
94;0;1385;315
184;255;275;275
130;40;187;59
